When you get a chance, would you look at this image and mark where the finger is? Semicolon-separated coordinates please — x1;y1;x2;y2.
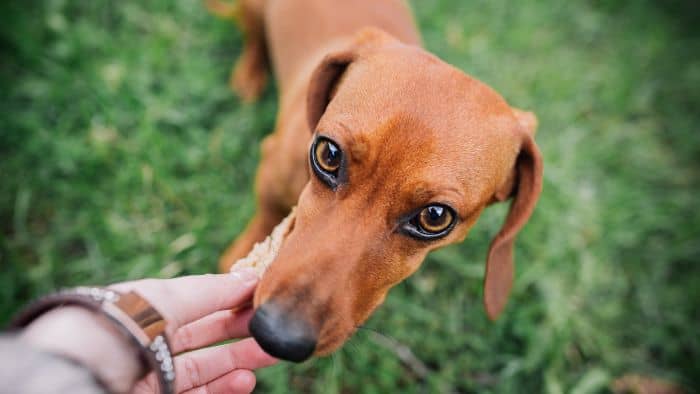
174;338;277;392
183;369;256;394
171;308;254;354
110;267;259;329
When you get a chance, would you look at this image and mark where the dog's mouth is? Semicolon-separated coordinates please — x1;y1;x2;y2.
229;208;377;362
230;209;323;362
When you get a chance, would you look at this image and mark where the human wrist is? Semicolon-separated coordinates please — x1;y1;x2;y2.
20;306;143;393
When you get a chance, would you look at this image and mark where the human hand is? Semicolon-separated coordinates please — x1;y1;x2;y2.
23;267;277;394
118;268;278;394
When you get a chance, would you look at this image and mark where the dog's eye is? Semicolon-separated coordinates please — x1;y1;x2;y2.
402;204;456;240
310;136;343;188
418;205;453;233
314;138;341;173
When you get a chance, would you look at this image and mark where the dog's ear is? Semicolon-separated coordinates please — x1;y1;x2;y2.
306;51;356;132
307;28;393;132
483;109;543;320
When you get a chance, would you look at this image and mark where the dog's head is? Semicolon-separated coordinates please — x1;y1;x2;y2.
249;28;543;362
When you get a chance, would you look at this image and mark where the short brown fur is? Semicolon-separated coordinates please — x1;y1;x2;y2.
209;0;543;356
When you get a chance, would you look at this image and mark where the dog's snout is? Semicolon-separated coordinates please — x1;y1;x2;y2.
249;302;317;362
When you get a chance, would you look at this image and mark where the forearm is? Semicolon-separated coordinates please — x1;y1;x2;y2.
0;333;106;394
20;306;144;393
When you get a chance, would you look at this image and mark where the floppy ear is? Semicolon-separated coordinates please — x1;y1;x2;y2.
483;110;543;320
307;27;394;132
306;50;356;132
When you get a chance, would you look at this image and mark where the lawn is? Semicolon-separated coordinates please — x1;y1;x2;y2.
1;0;699;392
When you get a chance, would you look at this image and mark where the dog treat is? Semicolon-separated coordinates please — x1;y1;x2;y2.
230;208;296;277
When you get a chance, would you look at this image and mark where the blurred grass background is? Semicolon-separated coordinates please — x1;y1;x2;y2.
1;0;699;392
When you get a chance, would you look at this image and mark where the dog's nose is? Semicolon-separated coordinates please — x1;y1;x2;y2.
249;302;317;362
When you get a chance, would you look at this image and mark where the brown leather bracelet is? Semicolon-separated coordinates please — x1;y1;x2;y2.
9;287;176;394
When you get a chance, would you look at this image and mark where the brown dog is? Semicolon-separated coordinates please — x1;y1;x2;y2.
208;0;543;362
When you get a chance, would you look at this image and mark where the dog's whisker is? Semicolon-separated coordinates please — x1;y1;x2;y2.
342;335;362;358
355;325;430;380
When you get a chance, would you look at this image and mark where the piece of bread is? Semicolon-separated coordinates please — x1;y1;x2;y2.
229;208;296;277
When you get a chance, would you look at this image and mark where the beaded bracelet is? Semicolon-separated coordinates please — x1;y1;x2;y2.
9;287;175;394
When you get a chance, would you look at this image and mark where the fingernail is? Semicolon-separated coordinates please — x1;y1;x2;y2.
230;267;259;286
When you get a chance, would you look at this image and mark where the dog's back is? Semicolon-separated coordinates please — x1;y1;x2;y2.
264;0;421;92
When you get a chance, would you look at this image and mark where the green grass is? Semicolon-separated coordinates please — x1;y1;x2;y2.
1;0;699;392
